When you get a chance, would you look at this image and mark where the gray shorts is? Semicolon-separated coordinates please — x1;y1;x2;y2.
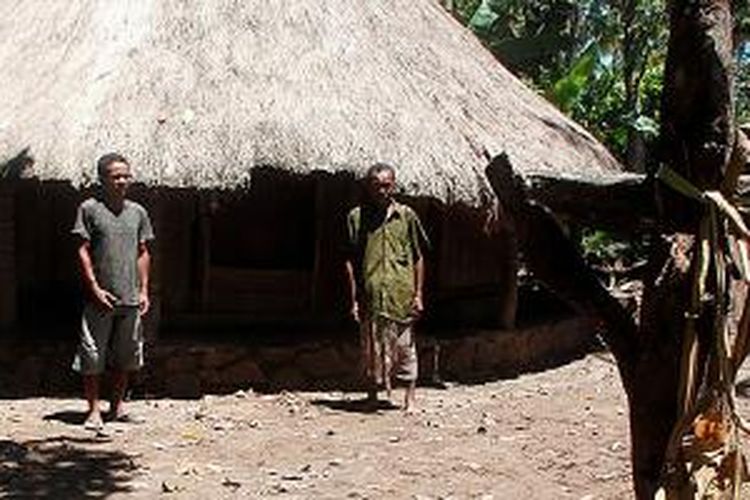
72;304;144;375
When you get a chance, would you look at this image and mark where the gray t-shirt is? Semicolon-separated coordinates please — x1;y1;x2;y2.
72;198;155;306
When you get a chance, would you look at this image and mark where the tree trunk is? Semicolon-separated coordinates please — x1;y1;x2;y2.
487;2;739;497
633;1;736;497
657;0;734;232
486;156;682;499
626;0;737;496
622;0;648;174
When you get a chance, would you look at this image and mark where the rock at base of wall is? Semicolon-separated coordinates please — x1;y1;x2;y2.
0;315;596;396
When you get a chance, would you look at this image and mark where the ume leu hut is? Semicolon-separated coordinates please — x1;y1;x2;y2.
0;0;625;394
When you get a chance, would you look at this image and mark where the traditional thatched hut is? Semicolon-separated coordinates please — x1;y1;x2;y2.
0;0;625;392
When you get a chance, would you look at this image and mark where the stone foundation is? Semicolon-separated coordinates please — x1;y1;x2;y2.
0;316;596;397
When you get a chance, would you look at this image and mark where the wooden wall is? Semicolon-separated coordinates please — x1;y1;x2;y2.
310;172;359;317
0;184;16;330
6;174;520;337
431;202;517;329
152;187;197;317
14;180;80;332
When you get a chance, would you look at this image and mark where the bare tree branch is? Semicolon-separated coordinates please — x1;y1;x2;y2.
486;154;639;390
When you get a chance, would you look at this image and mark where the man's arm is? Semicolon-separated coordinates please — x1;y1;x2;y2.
412;256;425;317
344;259;359;322
78;240;116;309
137;242;151;315
409;210;428;318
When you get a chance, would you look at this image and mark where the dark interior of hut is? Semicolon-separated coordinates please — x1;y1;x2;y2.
2;173;577;344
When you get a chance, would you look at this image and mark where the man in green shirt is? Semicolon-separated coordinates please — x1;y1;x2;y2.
344;163;429;411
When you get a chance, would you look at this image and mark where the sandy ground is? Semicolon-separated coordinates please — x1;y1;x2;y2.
2;353;750;499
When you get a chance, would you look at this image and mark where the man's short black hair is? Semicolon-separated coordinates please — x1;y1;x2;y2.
96;152;129;181
366;162;396;180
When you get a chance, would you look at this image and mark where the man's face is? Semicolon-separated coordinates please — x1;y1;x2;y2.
102;161;132;200
366;170;395;207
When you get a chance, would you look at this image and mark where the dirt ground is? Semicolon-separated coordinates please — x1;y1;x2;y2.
2;353;750;499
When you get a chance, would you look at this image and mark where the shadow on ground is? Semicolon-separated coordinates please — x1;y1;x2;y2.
311;397;401;414
42;411;88;426
0;436;138;498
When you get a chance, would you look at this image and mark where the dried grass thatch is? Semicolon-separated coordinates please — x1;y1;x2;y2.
0;0;622;205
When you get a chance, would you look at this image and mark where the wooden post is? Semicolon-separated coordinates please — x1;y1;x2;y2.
0;183;15;331
309;173;357;317
146;190;162;341
198;193;213;313
497;205;518;330
310;179;325;313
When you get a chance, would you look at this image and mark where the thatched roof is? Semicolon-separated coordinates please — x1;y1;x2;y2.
0;0;622;205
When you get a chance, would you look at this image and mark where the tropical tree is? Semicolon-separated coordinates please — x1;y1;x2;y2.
448;0;667;172
736;1;750;125
484;0;750;497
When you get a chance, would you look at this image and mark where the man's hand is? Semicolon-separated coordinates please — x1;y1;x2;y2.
93;286;117;310
350;302;360;323
412;293;424;318
139;290;150;316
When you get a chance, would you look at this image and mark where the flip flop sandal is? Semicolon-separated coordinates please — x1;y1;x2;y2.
110;413;144;424
83;417;104;431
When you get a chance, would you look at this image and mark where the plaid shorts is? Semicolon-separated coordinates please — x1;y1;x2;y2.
361;315;418;389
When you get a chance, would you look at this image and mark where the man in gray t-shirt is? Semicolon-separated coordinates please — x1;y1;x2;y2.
71;153;154;431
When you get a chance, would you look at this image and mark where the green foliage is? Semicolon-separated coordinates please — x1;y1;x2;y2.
453;0;668;161
579;228;648;272
737;0;750;124
549;43;598;113
468;0;579;76
448;1;750;158
451;0;483;24
580;229;630;262
738;43;750;124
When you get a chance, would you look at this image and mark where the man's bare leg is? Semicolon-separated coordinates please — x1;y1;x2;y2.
403;380;416;412
109;370;129;420
83;374;103;429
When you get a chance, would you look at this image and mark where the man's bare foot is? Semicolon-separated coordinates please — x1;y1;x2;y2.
106;402;143;423
363;389;379;410
403;400;416;413
403;383;416;413
109;400;124;418
427;376;449;390
83;411;104;431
